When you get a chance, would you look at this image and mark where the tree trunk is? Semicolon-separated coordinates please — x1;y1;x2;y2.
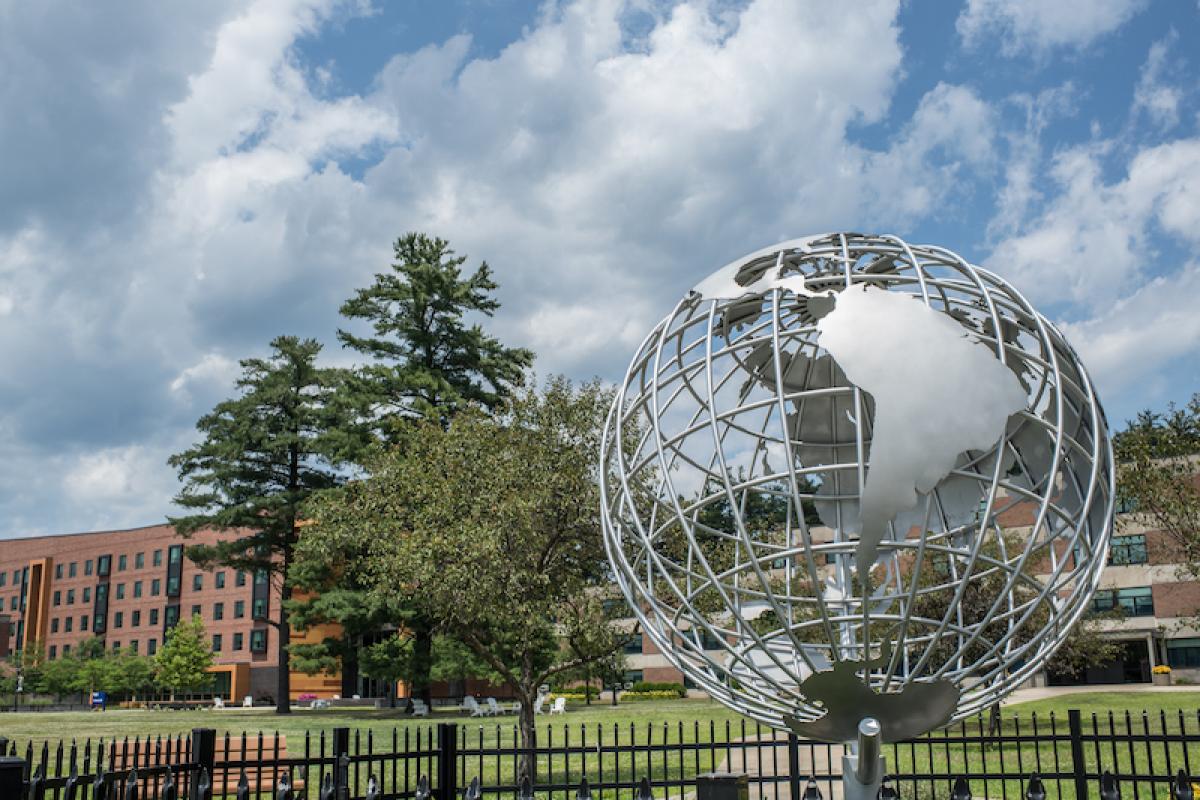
516;687;538;786
410;616;434;706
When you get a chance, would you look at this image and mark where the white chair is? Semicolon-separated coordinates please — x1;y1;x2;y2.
242;696;254;708
549;697;566;715
486;697;503;716
411;698;430;717
213;697;225;709
533;695;546;715
512;701;521;715
464;696;486;717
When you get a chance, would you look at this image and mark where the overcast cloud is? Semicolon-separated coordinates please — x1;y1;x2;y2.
1;0;1197;538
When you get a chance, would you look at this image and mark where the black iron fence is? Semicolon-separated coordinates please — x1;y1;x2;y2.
2;709;1199;799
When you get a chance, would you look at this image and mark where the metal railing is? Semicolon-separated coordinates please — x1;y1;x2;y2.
2;708;1198;799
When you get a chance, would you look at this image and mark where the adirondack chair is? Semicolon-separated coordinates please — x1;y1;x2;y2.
549;697;567;715
486;697;504;716
533;695;546;715
464;696;486;717
411;698;430;717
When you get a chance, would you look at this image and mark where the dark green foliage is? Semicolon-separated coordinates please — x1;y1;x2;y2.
337;232;533;434
168;336;354;714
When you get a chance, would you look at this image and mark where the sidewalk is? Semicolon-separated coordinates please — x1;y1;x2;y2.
1001;683;1200;705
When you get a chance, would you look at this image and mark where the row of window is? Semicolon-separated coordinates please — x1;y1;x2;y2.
47;598;268;634
48;574;257;607
45;629;269;660
1092;586;1154;617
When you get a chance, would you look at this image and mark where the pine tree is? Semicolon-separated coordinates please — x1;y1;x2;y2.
294;233;533;707
153;615;215;700
169;336;354;714
337;232;533;433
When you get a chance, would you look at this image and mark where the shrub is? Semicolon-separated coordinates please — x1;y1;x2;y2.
620;690;685;702
628;681;686;697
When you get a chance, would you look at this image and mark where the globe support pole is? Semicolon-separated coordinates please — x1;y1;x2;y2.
841;718;885;800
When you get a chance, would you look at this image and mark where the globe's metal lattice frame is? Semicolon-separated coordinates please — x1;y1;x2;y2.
600;232;1114;732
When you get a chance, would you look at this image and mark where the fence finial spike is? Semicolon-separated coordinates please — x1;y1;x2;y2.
1025;773;1046;800
876;779;898;800
1099;770;1121;800
464;776;482;800
416;774;431;800
518;775;534;800
576;776;592;800
1174;769;1195;800
366;773;380;800
802;777;823;800
637;776;653;800
951;776;972;800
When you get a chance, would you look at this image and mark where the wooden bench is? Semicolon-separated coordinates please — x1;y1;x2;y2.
110;735;305;796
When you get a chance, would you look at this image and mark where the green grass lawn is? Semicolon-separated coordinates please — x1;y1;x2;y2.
5;692;1200;799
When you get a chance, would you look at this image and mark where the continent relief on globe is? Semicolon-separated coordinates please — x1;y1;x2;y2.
816;285;1028;571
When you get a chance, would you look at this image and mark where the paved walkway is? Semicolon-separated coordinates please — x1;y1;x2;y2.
1000;683;1200;705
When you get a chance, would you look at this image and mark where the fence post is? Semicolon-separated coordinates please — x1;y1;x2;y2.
786;733;801;800
1067;710;1089;800
332;728;350;800
437;723;459;800
0;751;24;799
191;729;216;800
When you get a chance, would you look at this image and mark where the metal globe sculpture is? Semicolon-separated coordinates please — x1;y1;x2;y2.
600;233;1113;744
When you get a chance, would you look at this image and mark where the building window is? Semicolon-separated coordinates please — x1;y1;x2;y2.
9;597;15;611
112;641;120;651
97;555;111;576
215;572;226;589
148;639;157;656
115;583;125;600
132;610;141;627
85;560;93;576
167;576;180;596
133;581;143;599
150;608;159;625
81;615;88;631
623;635;643;654
118;554;127;572
51;618;59;633
135;552;145;569
68;562;77;578
1093;587;1155;617
0;572;6;587
130;640;139;654
234;600;245;619
65;617;73;633
66;589;75;605
53;590;61;606
236;571;246;587
169;545;182;565
233;633;244;651
192;575;203;591
1109;535;1148;566
213;602;224;621
114;611;124;629
191;605;202;618
164;605;179;629
212;634;223;652
11;569;18;584
623;670;644;684
250;629;267;653
55;564;63;579
62;644;70;656
252;599;267;620
153;549;162;567
151;579;161;596
49;645;57;659
83;587;91;603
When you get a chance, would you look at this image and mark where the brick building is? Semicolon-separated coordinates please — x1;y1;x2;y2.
0;523;287;702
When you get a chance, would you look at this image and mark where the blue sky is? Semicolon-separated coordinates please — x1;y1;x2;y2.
0;0;1197;538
